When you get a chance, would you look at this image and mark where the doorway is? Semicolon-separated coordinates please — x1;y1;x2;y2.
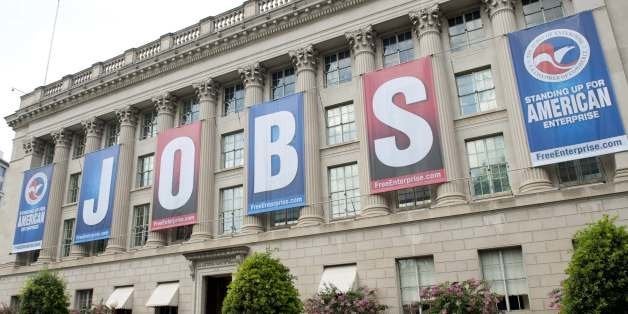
204;275;231;314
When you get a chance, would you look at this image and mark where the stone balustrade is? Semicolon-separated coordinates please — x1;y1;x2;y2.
259;0;292;13
72;69;92;87
137;41;161;61
102;56;125;75
43;81;63;97
214;8;244;30
174;26;200;46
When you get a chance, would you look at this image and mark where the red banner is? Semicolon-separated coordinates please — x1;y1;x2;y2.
363;58;447;193
151;122;201;230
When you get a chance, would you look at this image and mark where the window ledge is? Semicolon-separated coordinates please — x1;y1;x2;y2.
321;140;359;151
471;191;513;202
62;202;78;207
215;165;244;175
454;107;506;121
131;185;152;193
558;180;606;190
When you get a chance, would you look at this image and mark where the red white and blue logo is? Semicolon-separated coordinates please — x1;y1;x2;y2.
24;172;48;206
524;28;590;82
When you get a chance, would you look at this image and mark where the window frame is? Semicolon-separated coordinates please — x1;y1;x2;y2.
396;186;432;210
325;103;357;146
555;157;604;187
140;110;157;140
180;97;201;125
61;219;75;257
455;67;497;116
448;9;484;50
223;84;245;116
67;172;81;203
105;121;120;147
522;0;564;27
220;186;244;234
271;67;296;100
75;289;93;314
382;30;415;68
397;256;436;314
328;163;360;220
221;131;245;169
136;154;154;188
132;204;150;247
324;49;352;87
466;135;511;198
72;133;85;159
270;208;300;228
479;247;529;311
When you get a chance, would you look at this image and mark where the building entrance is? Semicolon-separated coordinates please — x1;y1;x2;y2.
203;275;231;314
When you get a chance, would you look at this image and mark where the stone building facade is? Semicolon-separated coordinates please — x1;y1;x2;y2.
1;0;628;313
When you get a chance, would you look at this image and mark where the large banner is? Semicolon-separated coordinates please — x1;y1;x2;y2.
248;93;305;215
12;165;53;253
363;57;447;194
509;11;628;166
152;122;200;230
74;145;120;244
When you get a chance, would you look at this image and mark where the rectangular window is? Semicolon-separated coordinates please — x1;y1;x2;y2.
141;110;157;139
181;98;200;125
324;50;352;87
523;0;564;27
329;163;360;219
271;208;300;228
480;247;529;311
106;122;120;147
456;68;496;116
136;154;154;188
397;186;431;209
220;186;243;234
173;225;192;242
75;289;93;314
86;239;106;256
272;68;296;100
42;142;55;166
72;133;85;159
61;219;75;257
398;256;436;314
557;157;603;186
16;250;39;266
383;31;415;68
326;103;357;145
224;84;245;115
466;136;510;197
132;204;150;247
448;10;484;49
155;307;178;314
67;173;81;203
222;131;244;169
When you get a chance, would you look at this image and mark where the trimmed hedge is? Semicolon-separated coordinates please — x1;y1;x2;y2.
19;269;69;314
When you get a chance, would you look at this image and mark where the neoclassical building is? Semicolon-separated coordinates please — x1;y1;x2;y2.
1;0;628;313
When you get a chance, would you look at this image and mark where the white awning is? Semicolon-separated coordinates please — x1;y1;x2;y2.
105;286;134;309
146;282;179;307
318;264;357;292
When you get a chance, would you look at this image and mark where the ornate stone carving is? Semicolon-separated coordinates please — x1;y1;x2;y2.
345;25;376;54
481;0;515;19
238;63;266;87
183;246;249;279
289;45;318;72
115;106;138;126
410;5;442;37
152;92;177;115
50;129;72;147
81;117;104;137
193;78;220;101
22;137;44;156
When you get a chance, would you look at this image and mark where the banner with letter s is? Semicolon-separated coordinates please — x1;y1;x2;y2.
248;93;305;215
12;165;53;253
363;57;447;194
509;11;628;166
75;145;120;244
152;122;200;230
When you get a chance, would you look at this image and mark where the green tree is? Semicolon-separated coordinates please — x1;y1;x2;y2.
222;252;302;314
561;215;628;314
19;269;69;314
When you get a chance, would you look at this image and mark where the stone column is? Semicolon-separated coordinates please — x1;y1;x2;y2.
410;6;467;206
69;118;104;258
289;45;325;226
37;129;71;263
146;93;176;247
191;79;220;241
345;25;390;217
614;154;628;182
106;106;138;253
239;63;265;233
483;0;553;193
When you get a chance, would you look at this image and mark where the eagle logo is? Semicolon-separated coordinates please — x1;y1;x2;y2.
24;172;48;206
524;28;590;82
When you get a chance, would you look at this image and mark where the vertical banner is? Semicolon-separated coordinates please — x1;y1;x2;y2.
363;57;447;194
152;122;200;230
12;165;53;253
509;11;628;166
248;93;305;215
74;145;120;244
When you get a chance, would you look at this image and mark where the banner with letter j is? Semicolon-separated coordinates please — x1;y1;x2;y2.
75;145;120;244
12;165;53;253
247;93;305;215
509;11;628;166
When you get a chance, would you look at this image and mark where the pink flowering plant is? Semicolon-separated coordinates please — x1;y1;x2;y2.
547;287;562;310
419;279;500;314
304;285;388;314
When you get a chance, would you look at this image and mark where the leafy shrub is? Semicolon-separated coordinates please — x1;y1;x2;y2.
419;279;499;314
561;215;627;314
222;252;302;314
304;285;388;314
0;303;17;314
19;269;69;314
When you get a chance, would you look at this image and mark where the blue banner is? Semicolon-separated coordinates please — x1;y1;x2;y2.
509;11;628;166
248;93;305;215
75;145;120;244
12;165;53;253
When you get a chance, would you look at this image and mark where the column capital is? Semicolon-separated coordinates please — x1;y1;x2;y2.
51;129;72;147
238;63;266;88
115;106;139;127
22;137;44;156
153;92;177;115
410;5;442;38
194;78;220;102
345;25;376;55
481;0;515;19
289;45;318;73
81;117;104;137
